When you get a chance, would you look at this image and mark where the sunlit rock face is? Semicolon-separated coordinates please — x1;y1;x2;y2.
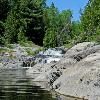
27;42;100;100
53;43;100;100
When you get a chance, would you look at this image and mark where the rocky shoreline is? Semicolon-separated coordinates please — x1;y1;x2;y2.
26;42;100;100
0;42;100;100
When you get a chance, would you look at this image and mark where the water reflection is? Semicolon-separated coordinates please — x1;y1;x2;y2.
0;69;56;100
0;69;86;100
0;85;56;100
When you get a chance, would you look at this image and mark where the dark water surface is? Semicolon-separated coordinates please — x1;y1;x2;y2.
0;69;84;100
0;69;57;100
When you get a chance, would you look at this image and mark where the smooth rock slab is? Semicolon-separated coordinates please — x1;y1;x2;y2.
53;51;100;100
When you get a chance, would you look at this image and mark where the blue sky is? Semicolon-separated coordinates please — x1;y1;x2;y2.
46;0;89;21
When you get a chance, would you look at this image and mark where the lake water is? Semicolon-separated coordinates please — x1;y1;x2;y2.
0;69;84;100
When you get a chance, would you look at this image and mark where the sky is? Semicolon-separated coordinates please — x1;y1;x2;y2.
46;0;89;21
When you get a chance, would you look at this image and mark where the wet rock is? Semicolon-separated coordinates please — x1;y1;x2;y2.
23;47;65;67
0;63;3;68
0;44;40;69
38;48;65;57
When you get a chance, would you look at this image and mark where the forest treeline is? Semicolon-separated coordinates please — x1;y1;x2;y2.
0;0;100;47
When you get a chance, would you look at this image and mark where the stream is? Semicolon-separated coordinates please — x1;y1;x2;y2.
0;47;85;100
0;69;58;100
0;69;84;100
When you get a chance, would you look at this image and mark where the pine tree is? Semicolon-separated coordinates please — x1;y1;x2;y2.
81;0;100;42
57;10;72;46
4;0;46;45
0;0;10;44
26;0;46;46
43;2;58;47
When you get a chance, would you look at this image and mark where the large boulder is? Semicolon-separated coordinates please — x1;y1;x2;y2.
0;63;3;68
26;63;55;74
53;42;98;71
53;50;100;100
26;62;62;86
26;42;100;100
64;42;96;57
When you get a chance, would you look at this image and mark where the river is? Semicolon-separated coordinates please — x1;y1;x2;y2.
0;69;84;100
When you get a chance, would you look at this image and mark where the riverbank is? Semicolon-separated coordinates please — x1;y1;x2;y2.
1;42;100;100
26;42;100;100
0;43;43;69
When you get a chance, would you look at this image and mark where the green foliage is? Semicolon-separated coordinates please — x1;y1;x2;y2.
0;0;99;48
95;28;100;43
43;3;73;47
43;28;57;48
25;0;46;46
0;0;10;21
19;41;41;48
80;0;100;43
0;47;14;54
64;42;74;49
26;47;44;56
0;0;10;44
0;48;8;53
70;21;84;44
26;49;36;56
43;3;58;47
56;10;72;46
0;0;46;45
86;28;100;43
4;10;19;43
6;44;14;49
4;0;28;44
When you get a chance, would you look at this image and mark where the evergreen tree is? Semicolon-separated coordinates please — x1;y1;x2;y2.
71;21;84;44
43;2;58;47
43;3;72;47
4;0;46;45
0;0;10;44
57;10;72;46
4;0;27;43
81;0;100;42
26;0;46;46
